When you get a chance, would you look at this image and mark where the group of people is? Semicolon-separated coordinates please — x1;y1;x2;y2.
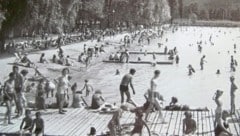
1;25;240;136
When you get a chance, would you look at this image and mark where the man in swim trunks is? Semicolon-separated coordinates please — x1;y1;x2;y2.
119;69;136;104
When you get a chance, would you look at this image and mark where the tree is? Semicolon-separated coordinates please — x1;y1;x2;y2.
0;0;27;52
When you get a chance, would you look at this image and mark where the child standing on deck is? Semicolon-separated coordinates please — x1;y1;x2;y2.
81;79;94;97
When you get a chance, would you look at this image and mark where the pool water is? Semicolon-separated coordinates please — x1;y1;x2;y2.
79;26;240;110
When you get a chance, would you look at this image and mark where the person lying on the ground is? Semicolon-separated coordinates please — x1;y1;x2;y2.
183;111;196;135
20;109;32;133
165;97;181;110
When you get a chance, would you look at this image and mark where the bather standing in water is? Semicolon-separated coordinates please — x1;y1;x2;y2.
200;55;206;70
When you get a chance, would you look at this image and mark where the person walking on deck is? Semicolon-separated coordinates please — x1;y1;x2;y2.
230;76;237;114
144;70;163;122
119;69;136;104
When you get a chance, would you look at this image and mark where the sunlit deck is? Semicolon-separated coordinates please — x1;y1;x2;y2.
0;107;239;136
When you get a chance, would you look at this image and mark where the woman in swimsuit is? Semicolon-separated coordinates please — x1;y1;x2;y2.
213;90;223;127
145;70;163;121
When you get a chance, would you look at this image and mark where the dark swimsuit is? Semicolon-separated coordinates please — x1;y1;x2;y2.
214;122;229;136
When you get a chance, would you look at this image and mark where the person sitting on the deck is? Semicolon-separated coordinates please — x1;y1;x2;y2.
114;52;121;61
88;127;96;136
58;55;65;65
109;53;114;61
100;45;105;53
52;54;57;63
44;81;55;98
130;108;150;136
107;105;128;136
39;53;48;63
214;110;232;136
3;72;15;125
65;55;73;66
71;83;83;108
21;53;33;67
31;112;44;136
165;97;182;110
78;53;85;63
20;109;33;133
213;90;223;127
81;79;93;97
91;90;105;110
183;111;196;135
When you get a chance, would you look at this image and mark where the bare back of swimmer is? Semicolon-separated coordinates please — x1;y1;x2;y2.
119;69;136;103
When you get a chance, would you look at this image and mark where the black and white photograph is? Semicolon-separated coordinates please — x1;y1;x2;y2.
0;0;240;135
